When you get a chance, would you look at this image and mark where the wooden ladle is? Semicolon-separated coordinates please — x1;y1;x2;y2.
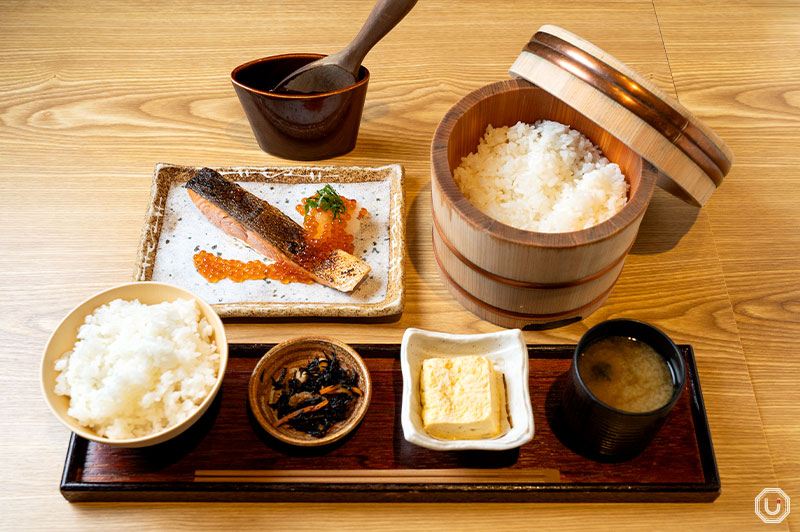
273;0;418;94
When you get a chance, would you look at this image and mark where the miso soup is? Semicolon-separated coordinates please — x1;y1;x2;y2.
577;336;674;413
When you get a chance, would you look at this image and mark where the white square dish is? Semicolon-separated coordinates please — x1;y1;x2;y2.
134;163;405;319
400;328;534;451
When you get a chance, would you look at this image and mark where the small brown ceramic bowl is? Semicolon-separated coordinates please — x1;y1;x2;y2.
231;54;370;161
248;336;372;447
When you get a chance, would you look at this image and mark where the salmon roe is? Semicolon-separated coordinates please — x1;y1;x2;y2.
296;195;357;252
193;250;312;284
193;192;368;285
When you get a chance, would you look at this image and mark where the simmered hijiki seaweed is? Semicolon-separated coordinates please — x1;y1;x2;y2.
269;351;362;438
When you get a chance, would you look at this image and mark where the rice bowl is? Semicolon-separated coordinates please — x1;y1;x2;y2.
54;298;220;440
41;282;228;448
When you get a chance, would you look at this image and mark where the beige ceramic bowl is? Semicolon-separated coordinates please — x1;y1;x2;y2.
248;336;372;447
40;282;228;448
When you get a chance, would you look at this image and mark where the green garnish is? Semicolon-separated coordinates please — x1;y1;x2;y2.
304;184;347;220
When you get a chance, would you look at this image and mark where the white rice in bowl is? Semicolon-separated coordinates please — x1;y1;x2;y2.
453;120;628;233
54;298;219;440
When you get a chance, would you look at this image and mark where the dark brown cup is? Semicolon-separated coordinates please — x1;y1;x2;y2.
559;319;686;461
231;54;369;161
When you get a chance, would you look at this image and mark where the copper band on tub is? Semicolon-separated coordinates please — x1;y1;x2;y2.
431;212;634;290
432;238;620;321
524;33;730;184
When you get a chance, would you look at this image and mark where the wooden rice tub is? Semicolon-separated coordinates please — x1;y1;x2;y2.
430;79;657;328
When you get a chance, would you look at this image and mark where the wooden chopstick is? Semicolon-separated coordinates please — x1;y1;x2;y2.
194;468;561;484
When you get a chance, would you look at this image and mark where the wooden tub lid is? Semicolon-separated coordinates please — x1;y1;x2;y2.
509;25;733;207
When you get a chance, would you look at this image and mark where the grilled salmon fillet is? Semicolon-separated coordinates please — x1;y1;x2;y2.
186;168;370;292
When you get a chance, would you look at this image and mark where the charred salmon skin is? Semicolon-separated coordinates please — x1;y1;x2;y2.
186;168;370;292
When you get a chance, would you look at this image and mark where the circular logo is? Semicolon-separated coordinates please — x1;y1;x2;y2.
755;488;790;524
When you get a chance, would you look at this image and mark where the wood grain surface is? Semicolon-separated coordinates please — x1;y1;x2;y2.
1;0;796;530
654;2;800;530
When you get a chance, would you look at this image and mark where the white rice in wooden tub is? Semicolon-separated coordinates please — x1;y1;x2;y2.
54;298;219;440
453;120;628;233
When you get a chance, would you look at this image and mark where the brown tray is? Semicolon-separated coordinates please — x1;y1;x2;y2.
60;344;719;503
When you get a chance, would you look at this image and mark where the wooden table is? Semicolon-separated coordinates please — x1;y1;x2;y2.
2;0;797;529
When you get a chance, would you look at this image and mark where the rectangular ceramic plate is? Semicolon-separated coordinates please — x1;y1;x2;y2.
400;328;535;451
134;164;405;318
60;344;719;503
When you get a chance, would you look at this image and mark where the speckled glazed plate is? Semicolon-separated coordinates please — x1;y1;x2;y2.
134;164;405;318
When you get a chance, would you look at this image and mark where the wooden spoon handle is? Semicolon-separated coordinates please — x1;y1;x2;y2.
337;0;418;74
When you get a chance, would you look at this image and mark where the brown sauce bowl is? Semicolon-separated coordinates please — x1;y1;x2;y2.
231;54;369;160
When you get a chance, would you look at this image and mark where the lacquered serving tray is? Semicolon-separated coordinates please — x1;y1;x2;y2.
60;344;719;502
